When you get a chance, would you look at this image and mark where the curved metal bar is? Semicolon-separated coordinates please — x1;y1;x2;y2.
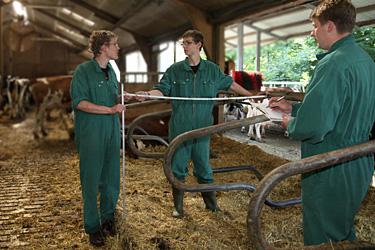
212;165;264;181
163;115;269;192
126;109;172;158
124;125;149;135
213;165;301;207
124;98;252;158
130;135;169;147
163;114;302;208
247;140;375;250
212;165;263;180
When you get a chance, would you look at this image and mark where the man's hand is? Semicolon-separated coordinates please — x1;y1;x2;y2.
122;91;133;102
111;104;126;114
269;97;292;114
280;114;292;130
134;91;149;102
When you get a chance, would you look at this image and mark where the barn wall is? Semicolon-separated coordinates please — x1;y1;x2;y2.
3;39;86;78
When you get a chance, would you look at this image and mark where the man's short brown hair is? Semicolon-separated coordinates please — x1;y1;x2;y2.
89;30;118;57
310;0;356;34
182;30;204;51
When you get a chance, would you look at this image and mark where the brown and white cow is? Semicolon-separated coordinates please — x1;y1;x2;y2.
30;75;73;139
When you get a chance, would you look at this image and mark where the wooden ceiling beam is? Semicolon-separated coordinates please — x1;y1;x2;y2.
28;20;86;50
69;0;117;24
70;0;156;66
35;9;91;38
210;0;315;25
109;0;154;30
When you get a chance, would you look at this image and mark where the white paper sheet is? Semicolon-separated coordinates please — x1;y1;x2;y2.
250;102;293;122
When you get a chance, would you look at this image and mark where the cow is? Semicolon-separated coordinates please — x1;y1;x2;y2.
223;102;246;131
29;75;74;139
244;98;272;142
225;86;299;142
245;87;302;141
0;75;6;112
223;70;266;134
1;76;31;119
119;101;171;158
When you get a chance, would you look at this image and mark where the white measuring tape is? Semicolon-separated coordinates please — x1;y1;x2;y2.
124;93;267;101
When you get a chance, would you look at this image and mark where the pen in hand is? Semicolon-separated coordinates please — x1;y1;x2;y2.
266;96;285;108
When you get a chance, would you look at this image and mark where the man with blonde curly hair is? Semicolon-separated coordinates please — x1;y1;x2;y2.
70;30;129;247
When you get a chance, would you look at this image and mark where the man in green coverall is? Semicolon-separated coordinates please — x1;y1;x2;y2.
133;30;254;218
70;30;130;247
269;0;375;246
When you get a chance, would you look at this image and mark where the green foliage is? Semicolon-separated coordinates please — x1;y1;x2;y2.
226;27;375;82
353;27;375;61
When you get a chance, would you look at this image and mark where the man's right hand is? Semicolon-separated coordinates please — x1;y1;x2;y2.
134;91;149;102
269;97;292;114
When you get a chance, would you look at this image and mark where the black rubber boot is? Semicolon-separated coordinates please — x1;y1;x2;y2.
201;191;231;217
172;187;184;218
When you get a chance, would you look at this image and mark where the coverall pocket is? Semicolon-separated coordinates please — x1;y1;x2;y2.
92;83;107;105
110;81;119;100
201;80;216;97
172;79;189;96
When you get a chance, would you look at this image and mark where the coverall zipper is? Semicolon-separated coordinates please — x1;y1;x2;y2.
105;72;114;144
193;73;196;118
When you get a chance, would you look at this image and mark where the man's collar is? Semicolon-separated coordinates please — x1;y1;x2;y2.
316;34;354;60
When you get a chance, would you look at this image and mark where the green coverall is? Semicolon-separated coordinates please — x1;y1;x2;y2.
154;57;233;183
70;58;121;234
286;35;375;245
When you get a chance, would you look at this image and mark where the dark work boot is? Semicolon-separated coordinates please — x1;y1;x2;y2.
101;220;115;237
201;191;231;217
172;187;184;218
89;231;104;247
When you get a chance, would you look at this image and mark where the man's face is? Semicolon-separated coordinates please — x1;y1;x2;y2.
310;18;330;51
104;38;120;60
181;36;200;56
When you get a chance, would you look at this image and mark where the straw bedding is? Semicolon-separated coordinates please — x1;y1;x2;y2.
0;113;374;249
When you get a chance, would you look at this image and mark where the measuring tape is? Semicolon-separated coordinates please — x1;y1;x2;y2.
124;93;267;101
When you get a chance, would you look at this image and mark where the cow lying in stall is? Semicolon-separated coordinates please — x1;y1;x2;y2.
120;101;171;158
30;75;74;139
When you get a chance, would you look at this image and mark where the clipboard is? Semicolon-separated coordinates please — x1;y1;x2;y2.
250;102;293;122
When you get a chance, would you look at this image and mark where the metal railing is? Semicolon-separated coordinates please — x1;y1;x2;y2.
247;139;375;249
162;113;375;249
262;81;308;92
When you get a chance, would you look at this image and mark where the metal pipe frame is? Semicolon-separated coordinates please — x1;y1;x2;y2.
247;140;375;250
162;114;303;207
126;109;172;158
124;99;238;158
163;115;270;192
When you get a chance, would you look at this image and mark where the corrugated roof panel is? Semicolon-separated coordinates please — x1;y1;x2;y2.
253;9;311;30
357;10;375;22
